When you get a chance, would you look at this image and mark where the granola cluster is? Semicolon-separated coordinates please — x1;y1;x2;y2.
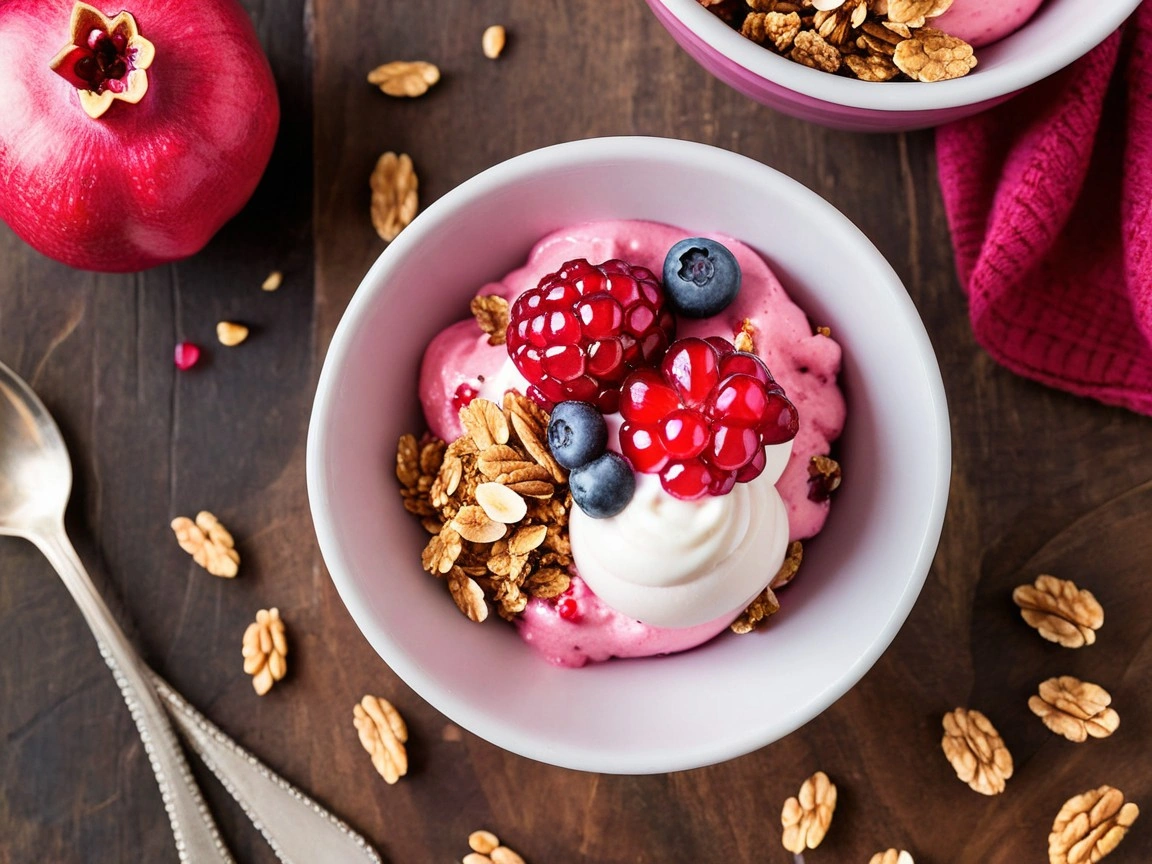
699;0;977;83
397;393;574;623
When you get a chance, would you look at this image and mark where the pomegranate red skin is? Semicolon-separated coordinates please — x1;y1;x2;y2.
0;0;280;272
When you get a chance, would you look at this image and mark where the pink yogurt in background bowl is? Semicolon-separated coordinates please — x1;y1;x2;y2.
646;0;1140;131
307;137;950;773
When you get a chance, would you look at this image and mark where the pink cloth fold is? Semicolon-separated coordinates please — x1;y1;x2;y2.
936;2;1152;415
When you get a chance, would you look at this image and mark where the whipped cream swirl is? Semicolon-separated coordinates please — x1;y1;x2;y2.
569;440;793;629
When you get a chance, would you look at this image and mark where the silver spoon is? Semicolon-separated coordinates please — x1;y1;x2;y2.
0;360;381;864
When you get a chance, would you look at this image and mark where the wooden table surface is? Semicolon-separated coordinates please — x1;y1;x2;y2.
2;1;1150;862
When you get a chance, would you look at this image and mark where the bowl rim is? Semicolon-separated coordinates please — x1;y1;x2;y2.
648;0;1138;112
307;136;952;773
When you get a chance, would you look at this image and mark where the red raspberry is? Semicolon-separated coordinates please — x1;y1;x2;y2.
619;337;798;500
506;259;676;412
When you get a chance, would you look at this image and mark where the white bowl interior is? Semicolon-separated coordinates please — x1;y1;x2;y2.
656;0;1139;112
308;138;950;773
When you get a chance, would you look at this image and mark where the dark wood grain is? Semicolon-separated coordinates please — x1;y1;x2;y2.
2;1;1151;862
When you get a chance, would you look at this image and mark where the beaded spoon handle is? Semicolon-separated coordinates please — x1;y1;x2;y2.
151;675;383;864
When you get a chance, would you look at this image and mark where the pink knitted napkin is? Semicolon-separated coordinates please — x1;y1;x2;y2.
936;2;1152;415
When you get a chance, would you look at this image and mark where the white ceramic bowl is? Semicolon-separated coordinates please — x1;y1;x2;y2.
646;0;1139;131
307;137;950;773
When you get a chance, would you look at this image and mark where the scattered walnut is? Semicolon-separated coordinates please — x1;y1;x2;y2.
781;771;837;853
482;25;506;59
791;30;841;73
491;848;526;864
1029;676;1119;743
471;295;509;346
367;60;440;97
171;511;240;578
469;831;500;855
241;608;287;695
941;708;1013;795
742;12;802;51
216;321;249;347
870;852;914;864
1013;575;1104;648
260;270;283;292
893;28;976;82
370;151;418;243
808;454;842;502
353;695;409;784
1049;786;1139;864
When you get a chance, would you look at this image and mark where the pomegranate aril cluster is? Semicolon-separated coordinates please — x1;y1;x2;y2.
506;258;675;413
619;336;798;500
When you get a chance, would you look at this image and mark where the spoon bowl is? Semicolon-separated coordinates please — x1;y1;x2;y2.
0;365;71;534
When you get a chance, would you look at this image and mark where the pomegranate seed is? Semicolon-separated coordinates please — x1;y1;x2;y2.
759;394;800;445
452;382;480;413
87;29;108;51
658;409;710;460
541;344;586;382
662;338;720;409
556;597;581;622
736;446;767;483
586;339;624;377
174;342;201;370
708;469;738;496
544;309;582;344
710;423;760;471
620;369;680;423
719;351;774;387
619;424;670;473
659;459;713;500
575;294;624;339
711;374;770;427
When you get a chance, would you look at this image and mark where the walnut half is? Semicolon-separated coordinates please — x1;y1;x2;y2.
1049;786;1139;864
353;695;409;784
781;771;837;853
941;708;1013;795
1029;676;1119;743
1013;575;1104;648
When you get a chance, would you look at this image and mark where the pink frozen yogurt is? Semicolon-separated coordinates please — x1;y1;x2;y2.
931;0;1046;48
419;221;846;667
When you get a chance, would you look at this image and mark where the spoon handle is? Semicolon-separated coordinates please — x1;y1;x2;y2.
151;674;384;864
34;529;235;864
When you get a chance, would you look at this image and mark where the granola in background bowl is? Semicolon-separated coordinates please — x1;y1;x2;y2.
697;0;1048;82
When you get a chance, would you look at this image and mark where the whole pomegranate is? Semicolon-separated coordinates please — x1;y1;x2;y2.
0;0;279;272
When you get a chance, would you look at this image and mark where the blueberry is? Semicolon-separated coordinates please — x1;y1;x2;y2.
569;451;636;519
547;401;608;469
662;238;742;319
